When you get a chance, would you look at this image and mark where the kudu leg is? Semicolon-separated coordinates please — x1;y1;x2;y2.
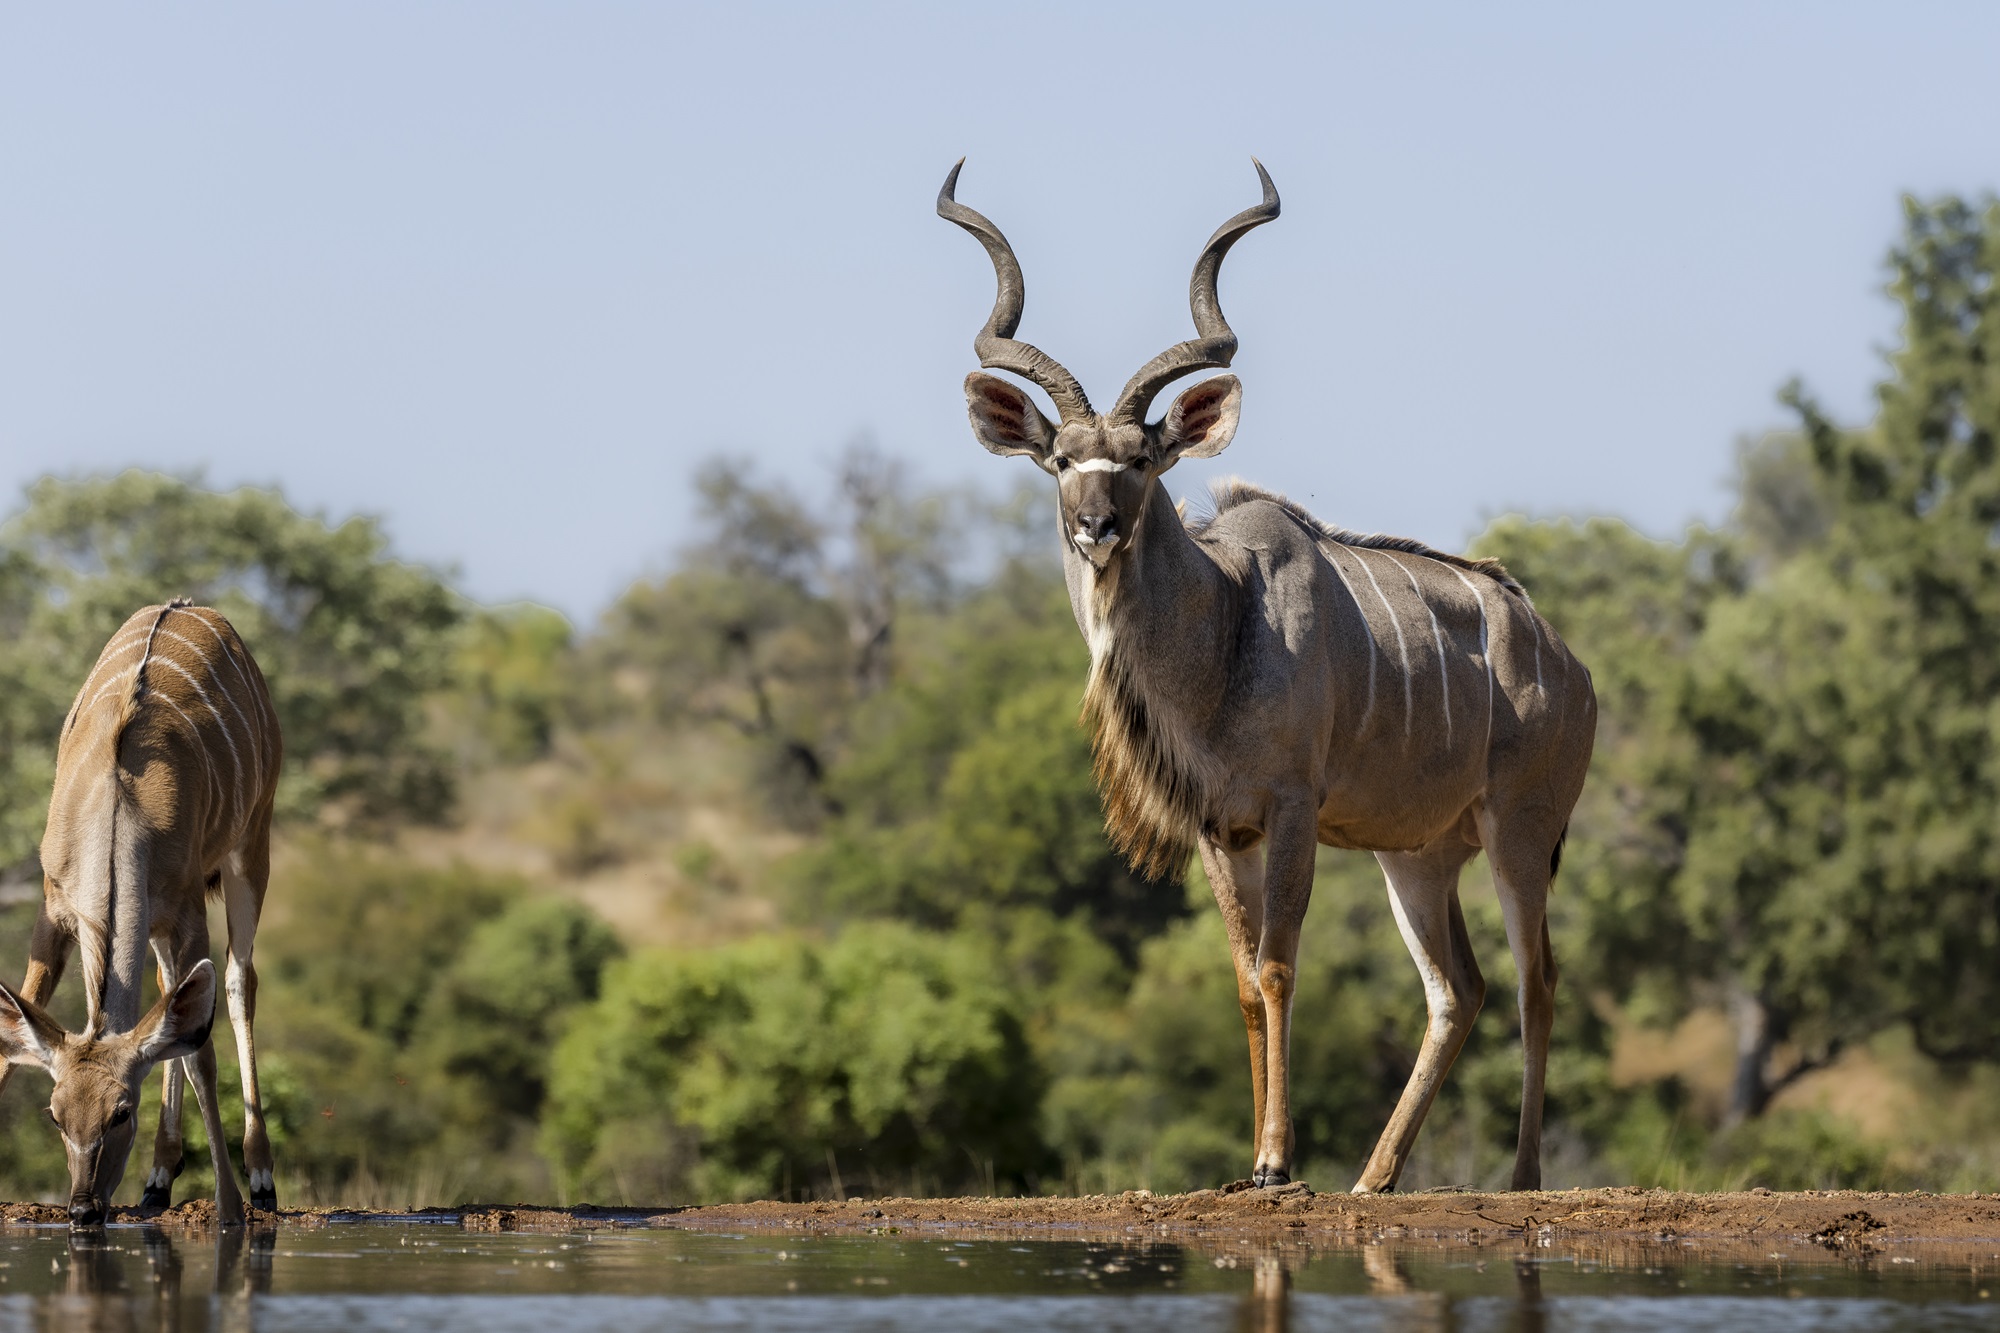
143;940;189;1209
1353;839;1483;1194
0;905;71;1102
1482;819;1560;1191
173;934;245;1227
221;854;276;1210
1199;835;1269;1163
1250;807;1319;1188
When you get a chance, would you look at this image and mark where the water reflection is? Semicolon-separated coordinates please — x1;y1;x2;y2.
34;1227;276;1333
0;1221;1990;1331
1237;1244;1554;1333
1240;1252;1290;1332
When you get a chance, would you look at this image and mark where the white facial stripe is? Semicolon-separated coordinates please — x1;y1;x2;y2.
1070;458;1127;473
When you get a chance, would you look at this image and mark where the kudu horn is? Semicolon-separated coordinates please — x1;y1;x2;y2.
1109;159;1281;427
937;160;1096;424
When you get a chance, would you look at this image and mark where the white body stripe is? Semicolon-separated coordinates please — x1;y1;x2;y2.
1351;550;1414;739
1386;554;1452;747
1324;548;1379;736
1446;566;1495;753
156;626;263;797
147;656;247;813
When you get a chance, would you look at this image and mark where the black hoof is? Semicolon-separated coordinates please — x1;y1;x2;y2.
250;1188;278;1212
1251;1167;1291;1188
140;1187;173;1210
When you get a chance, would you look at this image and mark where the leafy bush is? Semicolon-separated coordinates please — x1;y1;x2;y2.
543;922;1048;1203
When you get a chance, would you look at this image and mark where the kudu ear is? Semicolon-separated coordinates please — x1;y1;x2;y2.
133;959;216;1065
1160;375;1242;461
0;981;66;1071
965;372;1057;463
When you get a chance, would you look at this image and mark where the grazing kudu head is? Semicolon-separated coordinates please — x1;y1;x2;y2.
941;159;1276;570
0;962;216;1226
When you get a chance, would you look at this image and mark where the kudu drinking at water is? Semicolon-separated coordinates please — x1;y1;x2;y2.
0;601;281;1225
941;161;1596;1191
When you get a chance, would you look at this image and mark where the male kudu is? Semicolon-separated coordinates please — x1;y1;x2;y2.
0;601;282;1225
941;161;1596;1191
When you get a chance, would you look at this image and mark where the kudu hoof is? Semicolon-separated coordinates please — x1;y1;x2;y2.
250;1187;278;1212
1251;1166;1291;1188
140;1187;173;1210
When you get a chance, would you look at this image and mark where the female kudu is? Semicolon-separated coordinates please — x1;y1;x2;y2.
0;601;282;1225
941;161;1597;1191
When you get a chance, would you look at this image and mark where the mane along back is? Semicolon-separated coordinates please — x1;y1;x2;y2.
1188;478;1528;598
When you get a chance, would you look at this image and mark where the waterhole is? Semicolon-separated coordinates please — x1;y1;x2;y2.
1;1221;1997;1330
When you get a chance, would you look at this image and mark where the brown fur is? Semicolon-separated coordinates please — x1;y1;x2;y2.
1082;631;1214;882
0;602;284;1226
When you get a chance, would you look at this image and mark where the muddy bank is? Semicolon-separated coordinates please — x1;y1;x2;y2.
8;1185;2000;1250
664;1184;2000;1250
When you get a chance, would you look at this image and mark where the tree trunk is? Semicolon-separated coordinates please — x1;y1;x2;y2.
1725;982;1775;1126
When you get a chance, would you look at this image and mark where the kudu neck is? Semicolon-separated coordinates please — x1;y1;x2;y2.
1065;482;1239;708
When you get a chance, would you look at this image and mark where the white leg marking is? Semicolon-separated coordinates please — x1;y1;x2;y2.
1386;554;1452;747
1351;550;1414;739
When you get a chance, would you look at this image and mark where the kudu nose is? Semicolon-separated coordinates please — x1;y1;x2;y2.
1076;512;1117;543
69;1200;104;1228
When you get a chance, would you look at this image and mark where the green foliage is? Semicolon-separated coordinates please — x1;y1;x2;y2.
449;603;575;763
250;855;623;1201
0;471;462;869
417;897;625;1122
542;922;1048;1203
799;565;1181;960
589;452;956;826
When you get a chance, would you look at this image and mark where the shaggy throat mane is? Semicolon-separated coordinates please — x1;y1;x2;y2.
1079;582;1217;884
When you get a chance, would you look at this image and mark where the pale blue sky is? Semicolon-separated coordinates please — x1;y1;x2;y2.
4;3;1997;618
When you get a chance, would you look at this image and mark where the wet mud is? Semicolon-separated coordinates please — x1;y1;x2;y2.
9;1185;2000;1256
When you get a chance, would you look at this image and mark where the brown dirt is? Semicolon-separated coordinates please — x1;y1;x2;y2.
660;1185;2000;1249
12;1186;2000;1249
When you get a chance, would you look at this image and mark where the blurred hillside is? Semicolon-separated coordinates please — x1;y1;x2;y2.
0;195;1996;1207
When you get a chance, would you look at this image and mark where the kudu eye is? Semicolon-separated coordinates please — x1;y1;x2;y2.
108;1105;132;1127
1052;456;1071;473
45;1106;57;1126
1131;456;1152;472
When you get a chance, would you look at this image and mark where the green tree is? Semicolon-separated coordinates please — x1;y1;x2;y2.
591;449;959;826
1678;195;2000;1115
797;560;1183;962
449;603;575;764
0;471;463;870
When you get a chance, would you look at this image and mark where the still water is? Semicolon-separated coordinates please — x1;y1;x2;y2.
0;1220;1995;1331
